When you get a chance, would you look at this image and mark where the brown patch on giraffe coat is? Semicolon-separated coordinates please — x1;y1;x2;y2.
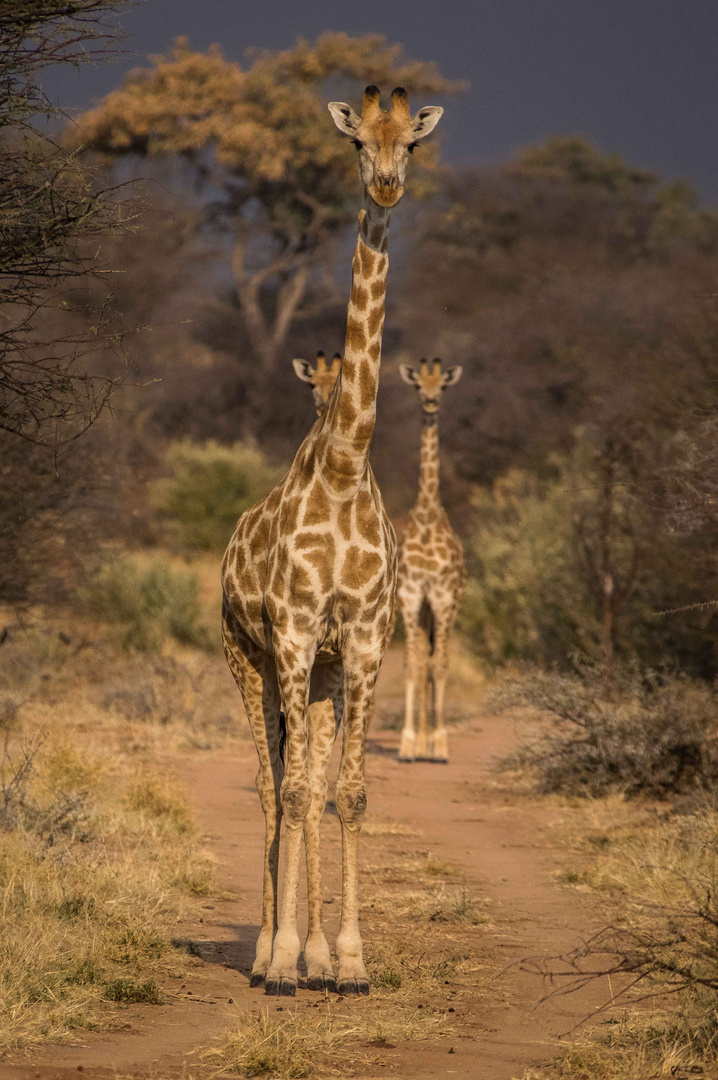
353;419;375;449
364;576;384;605
367;305;384;339
356;490;381;546
288;563;314;608
325;444;356;478
359;245;376;276
252;515;271;551
302;480;331;526
303;538;336;593
342;358;356;381
351;283;369;311
341;546;383;589
338;398;357;432
294;531;324;549
279;495;302;535
345;317;366;353
368;341;381;362
370;279;384;300
296;454;315;489
337;499;353;541
358;361;375;410
265;486;282;513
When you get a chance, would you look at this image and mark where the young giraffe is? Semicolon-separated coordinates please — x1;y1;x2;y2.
397;358;465;764
293;350;342;417
221;86;443;997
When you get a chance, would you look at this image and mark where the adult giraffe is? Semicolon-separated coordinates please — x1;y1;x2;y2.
221;86;443;997
397;358;465;764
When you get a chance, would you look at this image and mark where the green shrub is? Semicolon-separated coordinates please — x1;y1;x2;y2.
149;439;282;552
459;443;718;673
500;665;718;798
83;556;211;652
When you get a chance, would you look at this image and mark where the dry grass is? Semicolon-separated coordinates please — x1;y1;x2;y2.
361;818;420;838
525;803;718;1080
367;883;489;926
0;734;214;1053
0;609;251;756
204;1003;453;1078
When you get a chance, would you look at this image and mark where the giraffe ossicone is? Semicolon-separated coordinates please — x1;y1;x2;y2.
221;86;444;997
396;357;466;764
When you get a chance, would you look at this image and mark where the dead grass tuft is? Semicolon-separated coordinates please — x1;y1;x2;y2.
204;1004;453;1078
368;884;488;926
0;733;212;1053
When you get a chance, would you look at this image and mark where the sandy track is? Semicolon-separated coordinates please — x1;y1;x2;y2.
3;669;611;1080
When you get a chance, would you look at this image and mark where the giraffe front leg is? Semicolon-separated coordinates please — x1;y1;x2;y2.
265;649;312;997
221;610;283;989
334;656;378;996
304;664;342;992
398;600;423;762
252;762;282;985
427;605;457;764
414;611;432;760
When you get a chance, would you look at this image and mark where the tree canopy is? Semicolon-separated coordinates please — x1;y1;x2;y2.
72;33;464;367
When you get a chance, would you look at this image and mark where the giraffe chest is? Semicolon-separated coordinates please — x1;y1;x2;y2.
398;511;464;588
222;469;397;656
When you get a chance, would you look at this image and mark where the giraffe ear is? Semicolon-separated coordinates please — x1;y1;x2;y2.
411;106;443;140
399;364;419;386
441;365;463;388
292;358;315;384
328;101;362;137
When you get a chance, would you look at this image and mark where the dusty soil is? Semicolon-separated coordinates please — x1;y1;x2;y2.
2;649;613;1080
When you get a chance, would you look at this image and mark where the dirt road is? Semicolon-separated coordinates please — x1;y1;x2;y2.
3;654;611;1080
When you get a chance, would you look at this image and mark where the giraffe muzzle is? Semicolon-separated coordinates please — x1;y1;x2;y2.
369;180;403;208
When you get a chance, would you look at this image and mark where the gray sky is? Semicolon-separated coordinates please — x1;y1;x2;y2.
46;0;718;198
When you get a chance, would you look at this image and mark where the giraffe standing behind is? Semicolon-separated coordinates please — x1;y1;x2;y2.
221;86;443;997
293;351;342;417
397;358;466;763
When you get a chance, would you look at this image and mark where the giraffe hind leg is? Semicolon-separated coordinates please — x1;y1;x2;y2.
304;661;342;993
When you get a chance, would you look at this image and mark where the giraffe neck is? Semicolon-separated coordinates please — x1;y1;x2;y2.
318;198;390;494
414;413;442;522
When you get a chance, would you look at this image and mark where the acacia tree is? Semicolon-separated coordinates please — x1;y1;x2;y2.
72;33;463;369
0;1;133;443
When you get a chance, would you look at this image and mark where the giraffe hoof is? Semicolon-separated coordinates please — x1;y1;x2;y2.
338;978;370;997
249;972;266;989
265;976;297;997
307;974;337;993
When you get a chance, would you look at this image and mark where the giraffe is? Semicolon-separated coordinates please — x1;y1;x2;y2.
221;86;443;997
293;350;341;417
396;358;466;764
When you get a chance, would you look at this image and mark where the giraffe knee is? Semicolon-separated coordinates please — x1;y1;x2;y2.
335;782;367;827
280;775;311;826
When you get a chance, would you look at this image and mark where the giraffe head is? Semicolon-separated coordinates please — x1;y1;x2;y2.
328;86;443;209
293;351;341;416
399;358;463;416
